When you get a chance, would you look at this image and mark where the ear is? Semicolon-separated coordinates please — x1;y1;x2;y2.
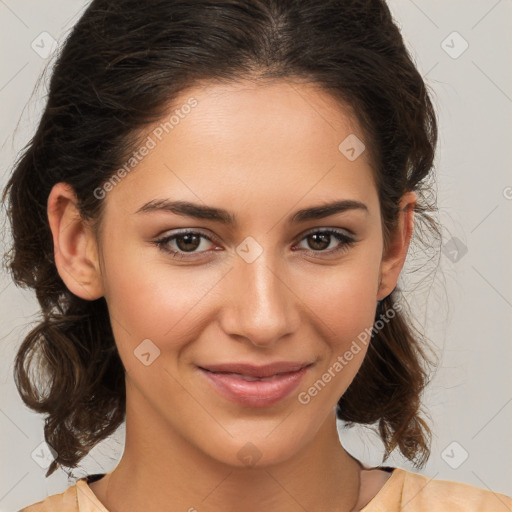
377;191;417;301
47;182;104;301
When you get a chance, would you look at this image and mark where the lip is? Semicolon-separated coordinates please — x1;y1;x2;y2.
198;361;313;408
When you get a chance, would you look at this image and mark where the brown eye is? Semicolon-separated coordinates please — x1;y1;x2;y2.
296;229;356;255
154;230;215;258
306;232;331;251
175;233;202;252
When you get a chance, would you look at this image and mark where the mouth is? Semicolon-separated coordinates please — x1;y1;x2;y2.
197;362;313;407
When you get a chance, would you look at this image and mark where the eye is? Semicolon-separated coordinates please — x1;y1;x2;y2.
153;230;217;259
294;228;356;256
153;227;356;261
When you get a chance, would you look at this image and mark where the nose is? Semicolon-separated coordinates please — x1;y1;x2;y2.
218;254;300;348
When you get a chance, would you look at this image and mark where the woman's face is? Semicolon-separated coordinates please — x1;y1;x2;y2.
52;79;413;468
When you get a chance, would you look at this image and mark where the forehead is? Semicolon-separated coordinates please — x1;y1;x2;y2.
102;79;378;219
168;78;366;154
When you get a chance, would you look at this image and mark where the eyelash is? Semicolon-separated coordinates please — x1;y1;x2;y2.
153;228;356;260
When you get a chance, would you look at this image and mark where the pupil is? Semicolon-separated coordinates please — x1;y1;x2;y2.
177;234;200;252
309;233;330;250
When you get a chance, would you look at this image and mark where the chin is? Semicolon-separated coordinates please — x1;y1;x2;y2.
196;425;313;470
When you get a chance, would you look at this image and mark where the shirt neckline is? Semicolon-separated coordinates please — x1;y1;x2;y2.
359;467;403;511
76;476;109;512
78;467;403;512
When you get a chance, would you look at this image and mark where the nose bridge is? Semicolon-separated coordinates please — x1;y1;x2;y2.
222;247;298;346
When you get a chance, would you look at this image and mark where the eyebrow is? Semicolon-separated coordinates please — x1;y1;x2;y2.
135;199;369;224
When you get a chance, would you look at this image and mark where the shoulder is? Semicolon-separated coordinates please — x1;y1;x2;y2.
18;477;107;512
18;483;78;512
374;467;512;511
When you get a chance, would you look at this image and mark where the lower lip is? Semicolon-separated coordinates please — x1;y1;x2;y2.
199;366;310;408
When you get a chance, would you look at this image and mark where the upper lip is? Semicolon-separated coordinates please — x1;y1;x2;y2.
199;361;313;378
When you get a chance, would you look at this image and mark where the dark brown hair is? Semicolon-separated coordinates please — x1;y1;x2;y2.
2;0;440;478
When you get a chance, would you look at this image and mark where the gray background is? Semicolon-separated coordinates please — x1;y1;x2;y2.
1;1;511;510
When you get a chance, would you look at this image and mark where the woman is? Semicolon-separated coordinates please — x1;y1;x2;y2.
3;0;510;510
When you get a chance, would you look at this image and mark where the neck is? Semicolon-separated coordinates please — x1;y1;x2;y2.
94;381;362;512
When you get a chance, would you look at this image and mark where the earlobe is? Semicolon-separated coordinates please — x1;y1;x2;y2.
377;191;417;301
47;182;104;301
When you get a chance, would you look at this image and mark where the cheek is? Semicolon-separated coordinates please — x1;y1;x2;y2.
295;250;381;393
100;241;217;358
301;251;381;341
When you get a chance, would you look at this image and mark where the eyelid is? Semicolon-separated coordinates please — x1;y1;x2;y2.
156;228;217;243
296;225;355;240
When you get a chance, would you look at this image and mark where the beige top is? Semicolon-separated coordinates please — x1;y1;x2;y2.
19;467;512;511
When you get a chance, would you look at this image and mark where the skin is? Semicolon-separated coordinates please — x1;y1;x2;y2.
47;79;416;512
